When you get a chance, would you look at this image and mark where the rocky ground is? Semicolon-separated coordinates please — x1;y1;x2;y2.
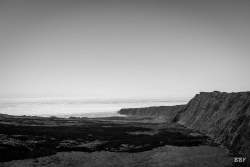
0;106;239;166
1;145;232;167
0;115;211;161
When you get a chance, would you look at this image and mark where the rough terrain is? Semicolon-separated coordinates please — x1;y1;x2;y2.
2;91;249;166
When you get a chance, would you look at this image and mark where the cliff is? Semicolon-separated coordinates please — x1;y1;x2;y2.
119;91;250;159
176;91;250;158
119;105;185;122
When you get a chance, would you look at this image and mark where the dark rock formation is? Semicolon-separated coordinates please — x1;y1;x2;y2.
0;115;209;162
119;91;250;161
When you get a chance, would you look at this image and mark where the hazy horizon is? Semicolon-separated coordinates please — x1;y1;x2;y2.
0;97;187;117
1;0;250;100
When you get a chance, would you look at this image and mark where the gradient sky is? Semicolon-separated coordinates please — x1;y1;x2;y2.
0;0;250;99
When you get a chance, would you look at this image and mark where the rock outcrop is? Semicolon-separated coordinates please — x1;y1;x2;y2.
119;105;185;122
119;91;250;159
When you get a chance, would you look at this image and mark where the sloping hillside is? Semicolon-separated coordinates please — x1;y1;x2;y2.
176;91;250;158
119;91;250;161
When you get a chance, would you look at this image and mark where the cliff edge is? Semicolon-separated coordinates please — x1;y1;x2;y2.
176;91;250;158
119;91;250;159
119;105;185;122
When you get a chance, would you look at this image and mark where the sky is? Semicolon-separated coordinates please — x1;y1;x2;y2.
0;0;250;100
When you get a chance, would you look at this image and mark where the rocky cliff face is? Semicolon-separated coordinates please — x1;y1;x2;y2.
176;91;250;158
119;91;250;158
119;105;185;122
